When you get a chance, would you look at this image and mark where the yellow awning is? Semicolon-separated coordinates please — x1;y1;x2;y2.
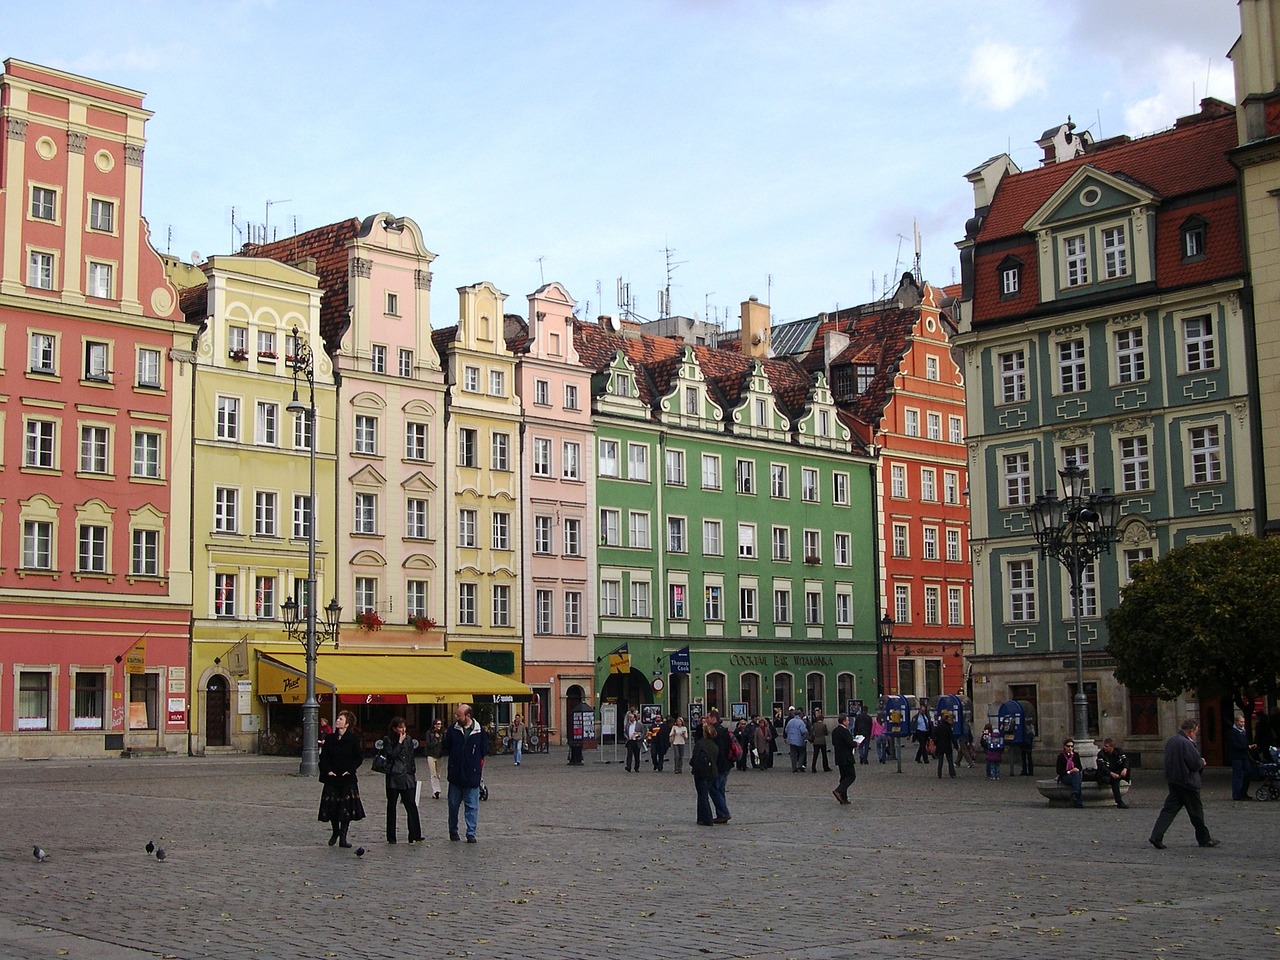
257;651;533;705
256;657;336;704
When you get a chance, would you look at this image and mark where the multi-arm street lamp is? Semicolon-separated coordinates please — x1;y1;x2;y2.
282;325;342;778
1028;459;1121;749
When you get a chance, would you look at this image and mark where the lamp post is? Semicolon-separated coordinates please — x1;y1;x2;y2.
1028;459;1120;753
877;613;894;706
282;325;342;778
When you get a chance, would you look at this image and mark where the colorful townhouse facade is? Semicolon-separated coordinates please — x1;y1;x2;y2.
0;59;193;758
578;301;878;725
954;102;1253;760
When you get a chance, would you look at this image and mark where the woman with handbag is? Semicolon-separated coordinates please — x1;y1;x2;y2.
317;709;365;848
378;717;422;844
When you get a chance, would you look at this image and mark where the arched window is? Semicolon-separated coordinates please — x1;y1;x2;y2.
739;672;761;718
773;672;794;713
806;672;826;712
705;672;727;714
837;672;856;714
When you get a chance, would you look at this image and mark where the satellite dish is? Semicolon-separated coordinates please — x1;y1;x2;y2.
607;316;621;332
190;250;204;264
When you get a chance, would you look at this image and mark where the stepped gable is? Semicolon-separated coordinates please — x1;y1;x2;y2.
241;218;361;350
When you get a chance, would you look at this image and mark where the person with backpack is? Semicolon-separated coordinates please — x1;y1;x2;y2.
691;714;721;826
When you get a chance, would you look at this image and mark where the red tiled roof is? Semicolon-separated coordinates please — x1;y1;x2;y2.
178;282;208;322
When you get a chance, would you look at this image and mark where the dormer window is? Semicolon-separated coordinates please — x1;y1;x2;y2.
855;364;875;393
1064;234;1089;287
1181;216;1207;262
1101;225;1129;279
999;256;1022;299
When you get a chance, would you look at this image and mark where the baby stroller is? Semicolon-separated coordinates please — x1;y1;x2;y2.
1254;746;1280;801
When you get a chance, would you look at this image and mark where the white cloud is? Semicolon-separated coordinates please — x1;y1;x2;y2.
1121;47;1235;135
963;40;1045;111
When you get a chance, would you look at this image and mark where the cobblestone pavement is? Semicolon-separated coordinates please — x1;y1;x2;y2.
2;748;1275;960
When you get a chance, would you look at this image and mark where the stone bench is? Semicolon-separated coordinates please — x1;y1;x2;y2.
1036;777;1130;806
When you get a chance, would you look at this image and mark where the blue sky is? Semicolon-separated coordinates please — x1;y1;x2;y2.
6;0;1241;325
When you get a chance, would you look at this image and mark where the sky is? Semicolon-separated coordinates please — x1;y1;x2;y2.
4;0;1243;326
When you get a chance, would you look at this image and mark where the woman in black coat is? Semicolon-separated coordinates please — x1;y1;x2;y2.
317;709;365;847
379;717;422;844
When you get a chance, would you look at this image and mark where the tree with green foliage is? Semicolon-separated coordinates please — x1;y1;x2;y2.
1106;535;1280;716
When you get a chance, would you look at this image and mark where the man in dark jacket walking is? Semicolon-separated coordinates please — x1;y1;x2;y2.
1149;719;1217;849
443;704;488;843
1227;714;1255;801
831;713;856;804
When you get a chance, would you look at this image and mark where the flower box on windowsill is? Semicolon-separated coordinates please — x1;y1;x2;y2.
411;616;438;633
258;351;277;360
804;555;821;565
228;349;249;362
357;610;384;632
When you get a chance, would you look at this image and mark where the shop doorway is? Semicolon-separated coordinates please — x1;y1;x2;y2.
206;676;230;747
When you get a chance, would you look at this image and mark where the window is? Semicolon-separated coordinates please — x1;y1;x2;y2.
666;449;686;485
1115;328;1146;384
740;586;757;622
560;591;581;635
491;433;510;471
254;330;276;358
87;261;113;299
131;529;159;576
463;366;480;392
385;291;399;316
925;355;940;382
736;459;755;494
254;491;278;536
630;581;651;618
696;519;720;556
801;467;819;502
562;441;581;480
27;251;54;289
22;519;53;569
227;326;247;354
1056;338;1087;394
135;347;161;387
803;530;820;563
294;410;312;450
667;516;687;552
255;576;276;619
488;370;505;397
214;487;239;533
563;518;581;556
1124;547;1154;584
818;409;831;437
904;409;920;437
600;509;620;546
405;422;428;461
923;585;940;625
564;383;580;410
24;419;57;468
406;498;428;539
458;429;477;467
532;438;552;476
1069;561;1098;619
1183;315;1215;372
1001;263;1020;296
398;349;413;378
946;528;962;562
215;572;237;617
1003;452;1031;506
292;495;311;540
773;588;792;624
458;583;477;625
804;590;823;625
1008;559;1036;622
1059;445;1091;492
628;511;650;549
75;524;107;573
772;526;790;561
894;584;910;624
891;464;907;498
31;186;56;220
944;471;959;505
949;416;963;444
355;577;377;615
856;364;876;393
406;580;428;620
600;580;621;617
492;584;511;626
920;468;936;502
74;671;106;730
533;515;552;554
738;523;757;559
354;493;377;535
836;593;852;626
255;402;278;446
834;532;851;566
87;197;115;232
685;385;699;415
948;587;963;625
534;380;550;405
216;397;239;442
1101;225;1128;279
83;341;110;382
458;509;477;547
893;521;910;558
1064;233;1089;286
922;527;938;561
354;415;378;455
627;443;649;481
79;425;109;473
1188;425;1223;484
18;671;51;730
669;583;687;620
771;463;789;498
705;585;723;621
1119;435;1151;492
599;439;619;478
753;397;767;425
833;472;850;505
370;345;387;374
701;454;721;489
999;350;1027;403
926;412;942;441
1182;219;1206;260
535;590;553;634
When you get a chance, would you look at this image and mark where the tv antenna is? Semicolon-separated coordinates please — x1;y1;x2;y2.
659;245;686;318
534;255;547;285
265;198;291;244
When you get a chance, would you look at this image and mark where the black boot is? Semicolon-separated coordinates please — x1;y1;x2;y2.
328;821;341;846
338;821;352;848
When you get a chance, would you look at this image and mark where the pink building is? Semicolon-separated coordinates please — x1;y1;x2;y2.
0;60;191;757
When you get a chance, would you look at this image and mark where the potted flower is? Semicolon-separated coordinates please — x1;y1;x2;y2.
357;609;384;631
228;348;249;362
411;615;437;633
258;350;277;360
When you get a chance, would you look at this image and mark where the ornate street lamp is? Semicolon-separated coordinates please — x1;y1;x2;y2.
282;325;342;778
877;613;895;704
1028;459;1121;752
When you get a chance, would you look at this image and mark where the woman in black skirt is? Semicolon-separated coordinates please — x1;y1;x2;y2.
318;709;365;847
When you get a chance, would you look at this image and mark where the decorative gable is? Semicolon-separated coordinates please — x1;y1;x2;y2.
657;346;725;430
594;351;649;420
728;360;789;441
795;371;851;451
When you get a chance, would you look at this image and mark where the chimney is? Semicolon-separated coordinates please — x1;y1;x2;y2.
740;296;771;359
1037;116;1093;165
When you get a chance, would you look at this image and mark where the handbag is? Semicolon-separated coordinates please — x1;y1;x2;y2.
371;753;388;774
925;738;937;757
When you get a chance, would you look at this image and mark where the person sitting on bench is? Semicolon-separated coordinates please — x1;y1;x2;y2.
1096;737;1131;808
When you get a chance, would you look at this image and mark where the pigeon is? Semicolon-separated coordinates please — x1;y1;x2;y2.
32;846;49;863
355;847;365;858
155;848;166;862
145;841;155;855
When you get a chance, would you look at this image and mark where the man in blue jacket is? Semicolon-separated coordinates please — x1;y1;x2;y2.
1149;718;1217;850
443;703;488;843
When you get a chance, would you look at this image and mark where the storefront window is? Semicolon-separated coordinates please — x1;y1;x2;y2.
19;671;51;730
129;673;159;730
74;672;106;729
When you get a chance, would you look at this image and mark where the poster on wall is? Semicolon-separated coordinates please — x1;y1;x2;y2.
167;698;186;725
641;704;662;725
730;702;749;721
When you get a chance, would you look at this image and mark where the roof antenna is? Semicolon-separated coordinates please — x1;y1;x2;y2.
535;255;546;285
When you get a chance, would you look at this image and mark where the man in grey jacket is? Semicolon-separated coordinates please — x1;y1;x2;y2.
1149;718;1218;850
